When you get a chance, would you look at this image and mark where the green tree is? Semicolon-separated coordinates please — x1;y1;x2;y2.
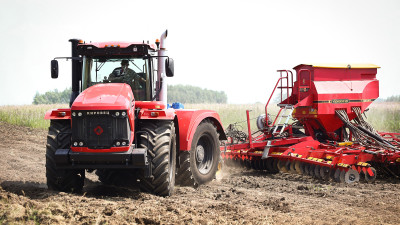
167;85;227;104
33;88;71;104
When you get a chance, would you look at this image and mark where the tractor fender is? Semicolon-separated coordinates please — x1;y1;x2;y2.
175;109;226;151
44;108;71;120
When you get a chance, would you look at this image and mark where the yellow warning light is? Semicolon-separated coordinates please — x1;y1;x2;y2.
155;39;160;43
78;40;84;44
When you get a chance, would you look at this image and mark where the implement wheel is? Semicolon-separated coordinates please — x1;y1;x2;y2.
344;169;360;184
364;167;377;183
176;120;220;186
139;120;176;196
46;120;85;193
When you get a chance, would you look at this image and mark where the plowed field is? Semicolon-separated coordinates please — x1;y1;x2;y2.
1;121;400;224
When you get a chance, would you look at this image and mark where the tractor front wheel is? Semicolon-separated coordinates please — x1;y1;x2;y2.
46;120;85;193
138;120;176;196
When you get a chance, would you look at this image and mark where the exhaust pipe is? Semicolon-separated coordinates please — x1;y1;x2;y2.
158;30;168;105
69;39;82;107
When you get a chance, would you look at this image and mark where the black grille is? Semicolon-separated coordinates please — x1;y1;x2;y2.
72;111;130;149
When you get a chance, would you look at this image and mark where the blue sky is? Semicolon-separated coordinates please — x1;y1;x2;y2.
1;0;399;105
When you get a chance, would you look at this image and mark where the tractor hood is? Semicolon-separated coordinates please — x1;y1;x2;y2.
71;83;134;110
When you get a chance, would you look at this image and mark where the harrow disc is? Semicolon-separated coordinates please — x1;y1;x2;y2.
277;160;289;173
267;158;279;173
266;158;274;171
364;167;377;183
285;161;292;173
294;161;304;175
245;159;252;169
314;165;322;179
239;158;245;167
339;170;346;183
289;161;297;174
344;169;360;184
334;169;341;182
262;159;269;171
273;159;279;172
257;159;263;170
251;160;257;170
304;163;311;176
320;167;331;181
309;164;316;177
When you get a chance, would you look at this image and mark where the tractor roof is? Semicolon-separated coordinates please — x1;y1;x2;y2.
294;63;380;69
78;41;157;50
77;41;157;56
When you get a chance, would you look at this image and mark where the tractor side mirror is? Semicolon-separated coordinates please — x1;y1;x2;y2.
165;58;174;77
51;59;59;79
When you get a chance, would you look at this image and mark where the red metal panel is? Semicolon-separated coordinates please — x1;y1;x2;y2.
71;83;133;111
175;110;224;151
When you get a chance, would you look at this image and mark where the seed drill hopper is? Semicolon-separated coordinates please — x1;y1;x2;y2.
222;64;400;183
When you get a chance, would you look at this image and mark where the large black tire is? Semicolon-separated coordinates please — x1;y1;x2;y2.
46;120;85;193
138;120;176;196
176;119;220;186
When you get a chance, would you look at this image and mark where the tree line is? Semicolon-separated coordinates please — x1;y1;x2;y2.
384;95;400;102
167;84;227;104
33;85;227;104
33;88;71;104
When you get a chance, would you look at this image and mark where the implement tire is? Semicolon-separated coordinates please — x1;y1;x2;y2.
46;120;85;193
176;119;220;186
138;120;176;196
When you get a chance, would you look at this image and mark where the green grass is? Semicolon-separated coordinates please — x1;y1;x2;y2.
0;102;399;133
365;102;400;133
0;104;67;129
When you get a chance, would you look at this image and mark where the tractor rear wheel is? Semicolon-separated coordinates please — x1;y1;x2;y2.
138;120;176;196
46;120;85;193
176;120;220;186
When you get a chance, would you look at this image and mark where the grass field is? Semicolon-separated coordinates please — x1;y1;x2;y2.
0;102;399;132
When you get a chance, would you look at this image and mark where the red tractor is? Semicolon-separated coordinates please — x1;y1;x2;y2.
46;30;226;196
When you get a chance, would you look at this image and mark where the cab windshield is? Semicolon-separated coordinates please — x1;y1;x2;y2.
82;57;154;101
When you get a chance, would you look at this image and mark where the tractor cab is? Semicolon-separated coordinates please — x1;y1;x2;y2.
51;38;174;106
81;57;154;101
78;41;159;101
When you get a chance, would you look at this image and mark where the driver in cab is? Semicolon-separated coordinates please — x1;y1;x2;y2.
105;59;146;88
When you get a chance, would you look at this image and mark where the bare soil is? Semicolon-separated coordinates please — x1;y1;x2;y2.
1;121;400;224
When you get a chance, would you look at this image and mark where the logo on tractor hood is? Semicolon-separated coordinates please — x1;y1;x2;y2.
94;126;104;135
